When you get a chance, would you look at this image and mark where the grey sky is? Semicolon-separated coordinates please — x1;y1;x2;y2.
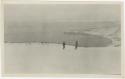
4;4;121;23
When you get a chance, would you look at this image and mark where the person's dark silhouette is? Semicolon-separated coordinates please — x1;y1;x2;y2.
75;41;78;49
63;42;65;49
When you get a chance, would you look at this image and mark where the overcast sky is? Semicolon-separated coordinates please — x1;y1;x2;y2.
4;4;121;23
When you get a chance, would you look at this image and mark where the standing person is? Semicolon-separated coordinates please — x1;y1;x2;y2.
75;40;78;49
63;41;65;49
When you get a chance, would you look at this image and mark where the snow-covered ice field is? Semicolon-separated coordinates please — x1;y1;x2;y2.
3;43;121;75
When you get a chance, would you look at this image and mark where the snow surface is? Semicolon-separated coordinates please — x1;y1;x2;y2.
4;43;121;75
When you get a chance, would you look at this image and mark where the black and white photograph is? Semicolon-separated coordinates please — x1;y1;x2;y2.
2;1;122;77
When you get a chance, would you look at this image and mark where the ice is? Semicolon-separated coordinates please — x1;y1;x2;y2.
4;43;121;75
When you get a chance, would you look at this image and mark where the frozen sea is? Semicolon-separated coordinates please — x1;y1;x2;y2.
3;43;121;76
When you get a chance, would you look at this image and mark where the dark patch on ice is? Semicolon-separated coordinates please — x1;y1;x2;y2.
62;32;112;47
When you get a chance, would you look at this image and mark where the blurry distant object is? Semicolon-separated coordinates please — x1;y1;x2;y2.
62;41;66;49
75;41;78;49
